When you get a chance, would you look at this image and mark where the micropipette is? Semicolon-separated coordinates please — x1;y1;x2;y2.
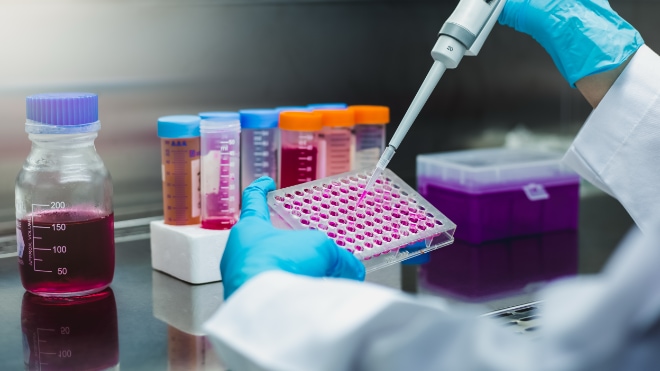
360;0;507;204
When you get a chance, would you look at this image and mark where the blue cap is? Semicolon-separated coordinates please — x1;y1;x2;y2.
276;106;312;112
239;109;279;129
307;103;348;110
199;111;240;120
157;115;201;138
25;92;100;134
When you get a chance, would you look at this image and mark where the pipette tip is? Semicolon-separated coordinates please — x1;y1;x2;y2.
357;166;384;208
356;191;367;207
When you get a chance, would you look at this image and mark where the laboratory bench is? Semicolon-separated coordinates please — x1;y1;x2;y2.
0;192;633;370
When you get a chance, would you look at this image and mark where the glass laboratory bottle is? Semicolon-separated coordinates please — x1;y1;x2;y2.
278;111;323;188
239;109;279;191
348;105;389;170
16;93;114;297
158;115;201;225
200;114;241;230
315;108;355;177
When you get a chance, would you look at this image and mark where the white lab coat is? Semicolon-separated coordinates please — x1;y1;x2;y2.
204;45;660;371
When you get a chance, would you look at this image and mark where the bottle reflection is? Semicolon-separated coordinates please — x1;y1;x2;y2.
21;288;119;371
168;326;226;371
419;231;578;302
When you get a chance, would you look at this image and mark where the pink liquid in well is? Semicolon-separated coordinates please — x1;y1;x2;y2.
271;170;448;262
280;146;319;188
357;191;368;206
18;210;115;297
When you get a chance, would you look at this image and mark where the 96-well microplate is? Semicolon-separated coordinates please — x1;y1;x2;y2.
268;169;456;272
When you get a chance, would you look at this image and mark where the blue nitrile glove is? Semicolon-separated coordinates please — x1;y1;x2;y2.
220;177;365;299
499;0;644;87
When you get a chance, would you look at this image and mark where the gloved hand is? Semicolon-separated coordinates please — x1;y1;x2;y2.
221;177;366;299
499;0;644;87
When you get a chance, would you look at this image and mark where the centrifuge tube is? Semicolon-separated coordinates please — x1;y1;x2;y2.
199;111;237;120
315;108;355;177
200;114;241;230
158;115;201;225
239;109;279;190
348;105;389;170
278;111;323;188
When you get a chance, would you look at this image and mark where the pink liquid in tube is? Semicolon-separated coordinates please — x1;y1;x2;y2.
278;112;323;188
200;115;241;230
280;146;319;188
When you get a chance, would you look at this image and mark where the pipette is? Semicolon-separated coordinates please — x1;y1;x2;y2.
360;0;507;204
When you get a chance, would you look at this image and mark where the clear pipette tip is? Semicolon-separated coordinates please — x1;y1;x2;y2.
358;61;446;207
358;146;396;206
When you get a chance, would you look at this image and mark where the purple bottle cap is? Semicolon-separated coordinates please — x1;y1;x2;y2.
25;92;100;134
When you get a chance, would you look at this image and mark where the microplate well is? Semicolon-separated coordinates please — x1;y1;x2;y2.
268;169;456;272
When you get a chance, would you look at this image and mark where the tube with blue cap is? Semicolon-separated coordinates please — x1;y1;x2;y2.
239;109;280;190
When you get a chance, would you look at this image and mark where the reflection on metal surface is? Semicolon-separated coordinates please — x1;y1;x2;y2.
152;271;227;370
114;216;162;243
152;270;224;336
168;327;227;371
21;288;119;370
419;231;578;302
484;302;542;336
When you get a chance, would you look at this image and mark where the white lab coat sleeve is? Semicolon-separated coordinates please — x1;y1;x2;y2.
563;45;660;233
204;270;537;371
533;224;660;371
205;227;660;371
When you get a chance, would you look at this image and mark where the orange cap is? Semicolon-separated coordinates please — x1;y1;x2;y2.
278;111;323;132
348;105;390;125
315;109;355;127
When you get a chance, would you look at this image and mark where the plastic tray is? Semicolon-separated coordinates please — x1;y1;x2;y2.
417;148;580;243
268;169;456;272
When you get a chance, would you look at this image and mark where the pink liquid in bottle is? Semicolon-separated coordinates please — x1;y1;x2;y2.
17;209;115;297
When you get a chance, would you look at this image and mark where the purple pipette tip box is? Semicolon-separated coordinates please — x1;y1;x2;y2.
417;148;580;244
268;169;456;272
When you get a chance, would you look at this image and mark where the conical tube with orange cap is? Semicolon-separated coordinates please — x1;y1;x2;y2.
278;111;323;188
314;108;355;177
348;105;389;171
